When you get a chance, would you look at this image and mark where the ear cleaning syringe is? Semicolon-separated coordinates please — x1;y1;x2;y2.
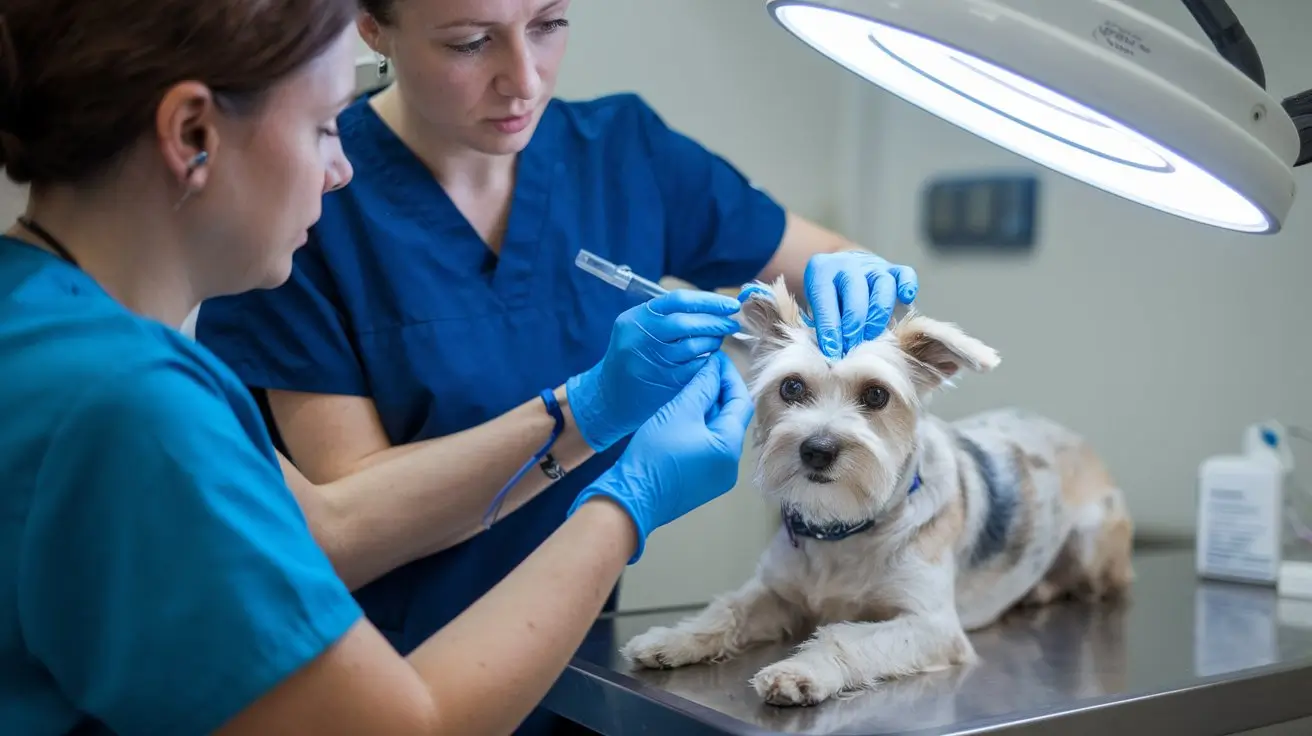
574;249;755;342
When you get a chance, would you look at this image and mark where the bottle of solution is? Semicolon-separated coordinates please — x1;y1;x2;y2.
1196;423;1289;585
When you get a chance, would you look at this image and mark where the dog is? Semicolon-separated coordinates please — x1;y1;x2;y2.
621;277;1134;707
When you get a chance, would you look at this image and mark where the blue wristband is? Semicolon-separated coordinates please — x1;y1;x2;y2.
482;389;567;529
538;389;566;480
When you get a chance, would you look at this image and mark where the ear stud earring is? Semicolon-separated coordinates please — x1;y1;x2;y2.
175;150;209;211
186;150;208;177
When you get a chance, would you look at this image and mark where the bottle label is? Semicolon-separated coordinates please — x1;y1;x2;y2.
1198;476;1279;582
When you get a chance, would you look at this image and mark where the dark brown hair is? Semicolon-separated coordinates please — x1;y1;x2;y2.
0;0;358;187
359;0;398;26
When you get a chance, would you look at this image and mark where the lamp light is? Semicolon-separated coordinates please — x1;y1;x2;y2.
767;0;1312;234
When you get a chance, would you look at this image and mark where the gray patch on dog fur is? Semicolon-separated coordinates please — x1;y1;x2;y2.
956;432;1017;566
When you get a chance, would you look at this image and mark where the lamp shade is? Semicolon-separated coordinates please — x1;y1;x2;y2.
768;0;1301;234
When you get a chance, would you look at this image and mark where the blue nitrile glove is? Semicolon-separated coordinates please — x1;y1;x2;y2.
804;250;919;358
566;289;744;452
569;351;755;563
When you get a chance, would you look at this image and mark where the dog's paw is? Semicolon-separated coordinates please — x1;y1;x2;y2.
751;660;841;707
621;626;721;670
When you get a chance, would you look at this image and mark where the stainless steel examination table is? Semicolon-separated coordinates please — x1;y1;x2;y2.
543;550;1312;735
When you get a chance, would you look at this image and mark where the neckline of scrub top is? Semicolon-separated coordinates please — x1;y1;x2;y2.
344;94;563;307
0;235;101;297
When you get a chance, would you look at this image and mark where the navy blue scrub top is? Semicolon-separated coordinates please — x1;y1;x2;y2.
196;91;785;730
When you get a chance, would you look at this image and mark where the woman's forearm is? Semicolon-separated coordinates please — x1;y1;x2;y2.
280;385;597;590
409;496;636;736
213;494;637;736
755;211;855;301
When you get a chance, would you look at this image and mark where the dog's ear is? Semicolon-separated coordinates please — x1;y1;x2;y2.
736;275;804;352
893;311;999;392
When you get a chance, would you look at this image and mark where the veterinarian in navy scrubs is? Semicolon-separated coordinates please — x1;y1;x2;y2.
195;1;917;731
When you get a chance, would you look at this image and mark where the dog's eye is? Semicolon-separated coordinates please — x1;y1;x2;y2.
861;384;890;410
779;376;807;403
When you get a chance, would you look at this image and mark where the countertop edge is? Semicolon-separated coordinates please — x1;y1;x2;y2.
547;648;1312;736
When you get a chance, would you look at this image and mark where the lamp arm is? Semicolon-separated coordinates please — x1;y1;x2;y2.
1180;0;1312;168
1282;90;1312;168
1180;0;1266;89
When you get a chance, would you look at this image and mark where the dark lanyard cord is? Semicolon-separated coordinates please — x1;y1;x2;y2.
15;216;80;269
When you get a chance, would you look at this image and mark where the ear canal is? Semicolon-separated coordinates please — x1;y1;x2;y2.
737;283;786;344
736;275;808;348
895;312;1000;391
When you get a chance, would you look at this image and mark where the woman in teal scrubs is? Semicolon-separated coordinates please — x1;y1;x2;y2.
0;1;758;734
194;2;918;732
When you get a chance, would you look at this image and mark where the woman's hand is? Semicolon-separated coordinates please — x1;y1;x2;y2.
570;351;754;562
804;250;918;359
566;289;744;452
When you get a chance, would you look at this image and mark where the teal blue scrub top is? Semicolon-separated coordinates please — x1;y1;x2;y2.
0;237;363;735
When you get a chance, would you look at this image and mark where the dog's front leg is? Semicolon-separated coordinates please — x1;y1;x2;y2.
623;577;800;669
751;614;975;706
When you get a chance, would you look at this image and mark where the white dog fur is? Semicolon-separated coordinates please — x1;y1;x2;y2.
621;277;1134;707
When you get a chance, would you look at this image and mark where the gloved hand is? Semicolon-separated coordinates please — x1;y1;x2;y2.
567;289;744;452
804;250;918;359
569;351;755;563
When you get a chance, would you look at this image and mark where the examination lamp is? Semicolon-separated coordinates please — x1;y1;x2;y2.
767;0;1312;234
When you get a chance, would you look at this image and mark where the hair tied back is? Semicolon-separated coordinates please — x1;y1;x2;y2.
0;15;22;169
0;16;18;124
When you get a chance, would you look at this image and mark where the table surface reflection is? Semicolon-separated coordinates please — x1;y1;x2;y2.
544;550;1312;735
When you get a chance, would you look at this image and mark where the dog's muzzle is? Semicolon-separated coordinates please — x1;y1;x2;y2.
800;434;840;482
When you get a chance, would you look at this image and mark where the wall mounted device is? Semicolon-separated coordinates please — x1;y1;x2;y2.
922;173;1038;251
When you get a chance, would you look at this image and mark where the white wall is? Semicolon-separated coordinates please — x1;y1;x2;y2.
851;0;1312;540
0;180;23;224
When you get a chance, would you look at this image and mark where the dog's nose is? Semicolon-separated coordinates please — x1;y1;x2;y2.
799;435;840;470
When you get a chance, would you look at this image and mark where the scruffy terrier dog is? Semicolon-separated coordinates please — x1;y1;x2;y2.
622;277;1134;707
